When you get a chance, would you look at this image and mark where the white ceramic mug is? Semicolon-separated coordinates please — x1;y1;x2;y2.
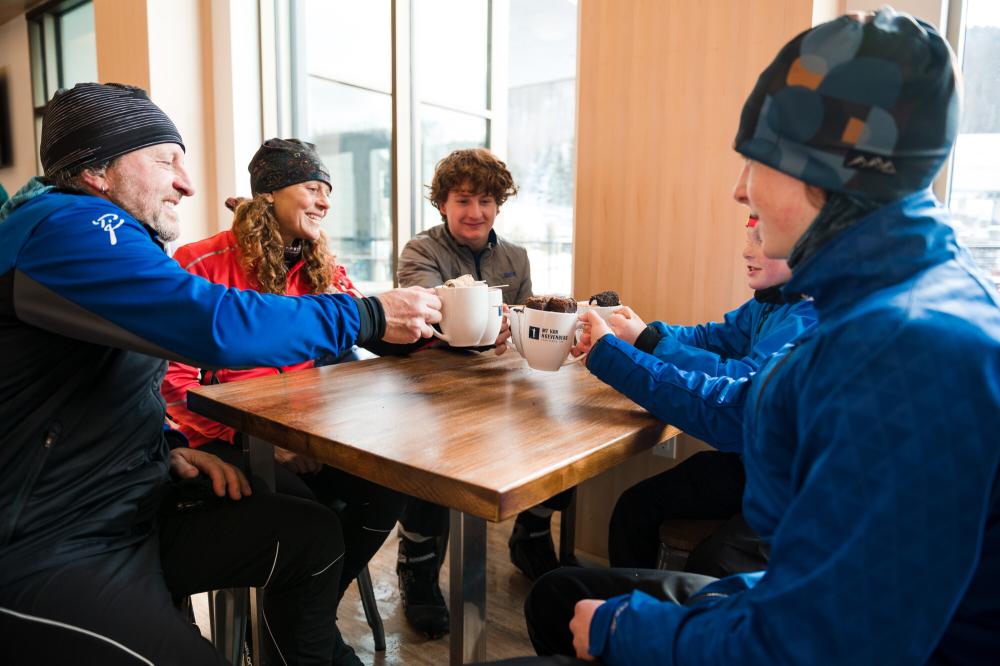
577;301;625;322
476;288;504;346
433;284;490;347
507;306;585;371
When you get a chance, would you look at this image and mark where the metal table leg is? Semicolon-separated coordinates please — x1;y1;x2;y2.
243;434;276;492
449;510;487;665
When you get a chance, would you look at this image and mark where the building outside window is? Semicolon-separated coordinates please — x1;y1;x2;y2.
297;0;394;293
947;0;1000;286
27;0;97;174
501;0;577;296
288;0;577;295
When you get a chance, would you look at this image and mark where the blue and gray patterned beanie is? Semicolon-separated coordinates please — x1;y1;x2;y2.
735;6;960;203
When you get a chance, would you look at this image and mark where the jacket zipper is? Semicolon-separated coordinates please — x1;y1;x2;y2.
753;303;775;342
755;345;797;418
1;422;61;546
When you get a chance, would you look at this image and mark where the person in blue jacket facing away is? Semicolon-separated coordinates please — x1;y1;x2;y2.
604;216;816;576
492;7;1000;665
510;216;816;582
0;83;441;665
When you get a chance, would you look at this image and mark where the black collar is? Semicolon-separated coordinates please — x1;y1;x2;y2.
754;285;790;304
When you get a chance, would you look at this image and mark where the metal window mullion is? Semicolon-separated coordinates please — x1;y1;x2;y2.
489;0;510;159
936;0;968;204
288;0;307;139
259;0;279;139
392;0;414;287
41;15;59;100
406;0;424;244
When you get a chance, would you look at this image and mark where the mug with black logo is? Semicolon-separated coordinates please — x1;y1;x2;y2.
506;306;585;371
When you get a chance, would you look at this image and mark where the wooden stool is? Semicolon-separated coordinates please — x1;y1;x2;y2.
656;518;726;571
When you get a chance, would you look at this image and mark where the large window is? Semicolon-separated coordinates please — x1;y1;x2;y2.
947;0;1000;286
27;0;98;173
297;0;394;293
286;0;577;295
502;0;577;295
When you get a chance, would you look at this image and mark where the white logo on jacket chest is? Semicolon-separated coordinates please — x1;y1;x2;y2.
93;213;125;245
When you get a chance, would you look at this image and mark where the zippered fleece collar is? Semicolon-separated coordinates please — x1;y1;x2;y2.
0;177;55;223
783;188;963;320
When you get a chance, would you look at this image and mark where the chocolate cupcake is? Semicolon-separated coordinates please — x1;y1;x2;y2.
544;296;578;313
588;290;620;307
524;296;549;311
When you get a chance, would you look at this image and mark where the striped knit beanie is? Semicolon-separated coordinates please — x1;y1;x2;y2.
735;7;960;202
40;82;184;176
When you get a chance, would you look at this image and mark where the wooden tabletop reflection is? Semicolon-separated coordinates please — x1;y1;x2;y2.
188;348;679;521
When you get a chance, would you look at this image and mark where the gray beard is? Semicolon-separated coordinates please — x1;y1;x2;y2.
149;217;181;242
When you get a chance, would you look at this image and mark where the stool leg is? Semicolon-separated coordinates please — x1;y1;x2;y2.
249;586;275;665
357;566;386;652
208;588;249;666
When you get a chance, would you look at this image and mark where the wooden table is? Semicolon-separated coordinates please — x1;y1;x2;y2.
188;348;680;664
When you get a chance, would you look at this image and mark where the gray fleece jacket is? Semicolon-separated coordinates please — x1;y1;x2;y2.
397;223;532;305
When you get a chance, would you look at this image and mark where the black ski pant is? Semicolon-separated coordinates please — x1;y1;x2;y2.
202;439;406;599
0;480;344;665
485;566;717;664
608;450;768;576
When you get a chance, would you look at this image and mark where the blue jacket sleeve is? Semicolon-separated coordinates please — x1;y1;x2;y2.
650;301;754;359
648;300;816;377
588;325;1000;666
14;198;361;368
587;335;748;451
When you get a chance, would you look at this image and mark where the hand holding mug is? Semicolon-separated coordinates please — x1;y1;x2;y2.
377;287;442;343
608;306;645;345
571;309;614;357
494;305;512;356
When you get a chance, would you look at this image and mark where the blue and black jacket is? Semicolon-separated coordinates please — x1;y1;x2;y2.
0;181;383;585
588;190;1000;664
588;290;816;450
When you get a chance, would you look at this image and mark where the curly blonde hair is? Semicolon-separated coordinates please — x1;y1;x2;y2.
231;195;335;295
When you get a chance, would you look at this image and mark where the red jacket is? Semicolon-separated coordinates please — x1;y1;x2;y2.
161;229;363;447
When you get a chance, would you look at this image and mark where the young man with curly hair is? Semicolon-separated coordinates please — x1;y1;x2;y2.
394;147;536;637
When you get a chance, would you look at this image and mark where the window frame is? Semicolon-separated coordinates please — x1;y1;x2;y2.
269;0;519;291
26;0;95;174
940;0;1000;287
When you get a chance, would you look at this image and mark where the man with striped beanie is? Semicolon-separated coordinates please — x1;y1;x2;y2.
0;82;442;665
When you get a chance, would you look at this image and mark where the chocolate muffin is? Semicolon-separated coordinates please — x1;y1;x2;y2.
524;295;578;313
588;290;620;307
524;296;549;311
544;296;577;313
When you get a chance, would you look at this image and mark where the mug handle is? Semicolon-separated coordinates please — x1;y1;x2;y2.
562;321;587;366
504;308;521;355
431;329;452;343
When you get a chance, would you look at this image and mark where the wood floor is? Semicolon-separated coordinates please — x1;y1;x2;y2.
338;519;543;664
195;517;553;664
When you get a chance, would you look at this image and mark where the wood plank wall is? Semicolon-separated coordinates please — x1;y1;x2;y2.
571;0;818;559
